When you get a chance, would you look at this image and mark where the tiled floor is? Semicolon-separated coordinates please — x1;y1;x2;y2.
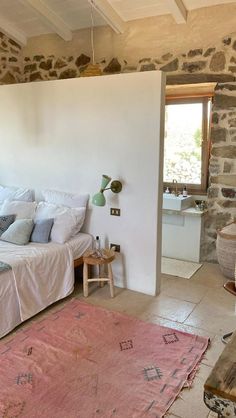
74;262;235;418
4;262;235;417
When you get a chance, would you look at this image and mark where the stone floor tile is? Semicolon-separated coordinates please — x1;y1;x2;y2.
168;364;212;418
161;276;209;303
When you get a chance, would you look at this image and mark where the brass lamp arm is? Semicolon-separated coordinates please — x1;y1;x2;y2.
101;180;122;194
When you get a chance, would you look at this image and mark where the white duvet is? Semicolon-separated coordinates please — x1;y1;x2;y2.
0;233;92;338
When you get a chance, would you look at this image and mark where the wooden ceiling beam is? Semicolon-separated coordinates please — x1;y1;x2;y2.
88;0;126;34
166;0;188;24
22;0;72;41
0;16;27;46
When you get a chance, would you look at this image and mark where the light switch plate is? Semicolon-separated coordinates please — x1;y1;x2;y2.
110;208;121;216
110;243;120;252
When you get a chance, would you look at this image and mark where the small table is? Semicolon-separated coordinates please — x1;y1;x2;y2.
83;249;115;298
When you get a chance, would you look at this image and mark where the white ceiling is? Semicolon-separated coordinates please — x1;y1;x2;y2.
109;0;236;21
0;0;236;45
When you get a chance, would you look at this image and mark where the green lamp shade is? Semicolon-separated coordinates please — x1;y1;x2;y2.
101;175;111;189
92;191;106;207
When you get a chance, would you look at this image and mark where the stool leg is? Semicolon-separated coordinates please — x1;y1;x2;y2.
83;262;89;297
99;264;105;288
108;263;114;298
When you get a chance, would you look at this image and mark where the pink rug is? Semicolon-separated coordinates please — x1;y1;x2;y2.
0;299;209;418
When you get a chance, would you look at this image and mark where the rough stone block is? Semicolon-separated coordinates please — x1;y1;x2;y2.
210;52;226;72
218;199;236;208
140;63;156;72
204;48;216;57
182;61;206;73
223;37;231;46
188;49;203;57
223;161;233;173
211;174;236;186
0;71;16;84
59;69;77;79
75;54;90;67
208;187;219;198
33;55;44;62
29;72;43;82
54;58;68;69
139;58;151;63
215;84;236;92
211;145;236;158
221;187;236;198
24;63;37;73
211;127;227;143
104;58;122;73
39;59;53;71
214;94;236;109
212;112;219;124
160;58;178;72
8;57;17;62
162;53;173;61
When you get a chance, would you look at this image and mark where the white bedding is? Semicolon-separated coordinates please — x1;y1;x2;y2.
0;232;92;338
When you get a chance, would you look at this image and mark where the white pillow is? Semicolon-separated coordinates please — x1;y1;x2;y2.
0;200;37;220
35;202;86;244
0;185;34;203
41;189;89;208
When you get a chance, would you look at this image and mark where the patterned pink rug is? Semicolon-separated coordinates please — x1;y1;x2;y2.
0;299;209;418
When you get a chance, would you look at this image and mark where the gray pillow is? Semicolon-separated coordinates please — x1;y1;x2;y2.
1;219;34;245
0;215;15;236
31;218;54;243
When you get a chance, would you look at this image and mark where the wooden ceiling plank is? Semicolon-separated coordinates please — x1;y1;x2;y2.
22;0;72;41
88;0;126;34
0;16;27;46
166;0;188;24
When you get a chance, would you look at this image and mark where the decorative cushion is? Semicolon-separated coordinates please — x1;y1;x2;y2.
0;215;15;236
0;185;34;203
0;200;37;220
31;219;54;243
1;219;34;245
35;202;86;244
42;189;89;208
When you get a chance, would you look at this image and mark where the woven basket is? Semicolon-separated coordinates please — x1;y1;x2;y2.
216;222;236;279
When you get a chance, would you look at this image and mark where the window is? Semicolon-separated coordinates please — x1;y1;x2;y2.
164;97;211;195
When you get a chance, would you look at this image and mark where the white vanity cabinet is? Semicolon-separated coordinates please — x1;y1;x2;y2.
162;208;205;263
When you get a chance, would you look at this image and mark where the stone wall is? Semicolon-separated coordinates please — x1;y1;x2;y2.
202;83;236;261
0;26;236;262
0;32;22;85
22;33;236;84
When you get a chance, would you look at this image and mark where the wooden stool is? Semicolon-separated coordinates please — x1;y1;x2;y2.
83;249;115;298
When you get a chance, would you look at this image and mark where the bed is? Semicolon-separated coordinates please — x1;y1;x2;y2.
0;232;92;338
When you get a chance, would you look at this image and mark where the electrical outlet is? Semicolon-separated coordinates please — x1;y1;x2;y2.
110;208;121;216
110;243;120;253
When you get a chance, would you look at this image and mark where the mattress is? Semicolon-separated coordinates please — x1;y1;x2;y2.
0;232;92;339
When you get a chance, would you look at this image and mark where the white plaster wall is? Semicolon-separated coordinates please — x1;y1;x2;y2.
0;71;165;295
23;3;236;64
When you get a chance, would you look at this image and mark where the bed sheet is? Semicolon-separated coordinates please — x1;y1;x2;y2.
0;233;92;338
66;232;93;259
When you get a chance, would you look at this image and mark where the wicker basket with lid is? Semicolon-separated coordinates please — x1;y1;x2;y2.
216;222;236;279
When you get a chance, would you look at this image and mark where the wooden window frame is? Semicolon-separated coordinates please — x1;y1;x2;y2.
164;96;211;196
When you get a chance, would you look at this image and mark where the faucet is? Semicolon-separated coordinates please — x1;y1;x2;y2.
172;179;179;196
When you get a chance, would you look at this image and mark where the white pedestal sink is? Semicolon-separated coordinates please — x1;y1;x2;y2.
163;194;193;211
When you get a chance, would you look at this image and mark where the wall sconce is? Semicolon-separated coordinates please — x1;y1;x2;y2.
92;175;122;207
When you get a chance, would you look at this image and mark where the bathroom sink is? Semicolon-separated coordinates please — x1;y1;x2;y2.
163;194;193;211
